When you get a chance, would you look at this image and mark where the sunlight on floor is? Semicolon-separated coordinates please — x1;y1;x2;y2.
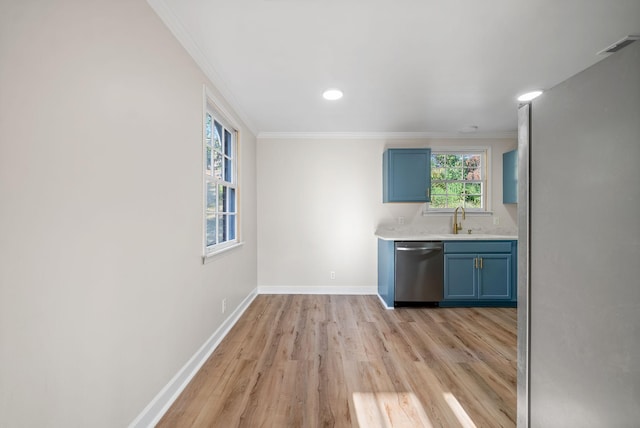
352;392;433;428
443;392;477;428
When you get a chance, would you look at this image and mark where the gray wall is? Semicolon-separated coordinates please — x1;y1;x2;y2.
0;1;257;426
257;137;517;292
530;43;640;426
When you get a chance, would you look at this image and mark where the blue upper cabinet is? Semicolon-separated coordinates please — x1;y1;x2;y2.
503;149;517;204
383;148;431;202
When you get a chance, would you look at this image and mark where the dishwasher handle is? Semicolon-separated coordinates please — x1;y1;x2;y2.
396;246;440;251
396;242;443;252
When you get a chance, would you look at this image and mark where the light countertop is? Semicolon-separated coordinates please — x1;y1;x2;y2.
375;229;517;241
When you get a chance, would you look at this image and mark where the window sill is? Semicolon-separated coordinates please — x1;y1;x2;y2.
422;210;494;217
202;241;244;264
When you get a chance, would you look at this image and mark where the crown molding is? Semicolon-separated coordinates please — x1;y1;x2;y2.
146;0;258;136
257;131;517;141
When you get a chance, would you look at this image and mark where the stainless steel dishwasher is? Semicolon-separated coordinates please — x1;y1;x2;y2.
394;241;443;305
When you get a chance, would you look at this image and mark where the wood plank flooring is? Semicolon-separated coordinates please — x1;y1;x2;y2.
158;295;517;428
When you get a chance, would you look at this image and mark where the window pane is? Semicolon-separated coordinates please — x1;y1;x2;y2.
464;166;481;180
228;187;236;213
465;183;482;195
206;215;216;246
447;182;463;195
432;182;446;195
207;182;217;211
214;121;223;152
224;155;232;182
206;114;212;146
224;129;232;156
228;215;236;240
446;167;463;180
431;167;446;180
464;155;481;180
431;154;447;168
217;215;227;243
205;146;212;175
214;152;223;179
464;154;481;167
218;185;226;212
431;195;447;208
446;154;462;168
206;182;217;246
447;195;464;207
465;194;482;208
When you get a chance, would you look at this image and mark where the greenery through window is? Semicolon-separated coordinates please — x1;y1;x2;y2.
430;151;485;210
204;106;237;254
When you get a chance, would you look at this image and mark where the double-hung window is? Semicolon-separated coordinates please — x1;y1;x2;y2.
204;102;238;256
430;150;487;211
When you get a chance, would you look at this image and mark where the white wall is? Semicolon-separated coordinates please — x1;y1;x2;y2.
529;43;640;426
0;1;257;426
257;137;516;290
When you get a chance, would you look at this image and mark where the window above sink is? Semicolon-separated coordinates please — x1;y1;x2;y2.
427;149;489;214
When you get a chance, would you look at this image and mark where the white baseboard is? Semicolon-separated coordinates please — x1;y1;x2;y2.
129;288;258;428
257;285;376;295
377;293;394;310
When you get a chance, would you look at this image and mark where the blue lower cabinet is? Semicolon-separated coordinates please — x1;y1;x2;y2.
378;239;516;308
478;254;512;299
444;254;477;299
442;241;516;307
377;239;395;307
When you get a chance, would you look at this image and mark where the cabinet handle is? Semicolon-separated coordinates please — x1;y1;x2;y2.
474;258;478;269
479;258;483;269
426;187;430;198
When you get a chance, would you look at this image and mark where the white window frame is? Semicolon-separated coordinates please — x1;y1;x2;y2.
426;147;492;214
202;87;241;260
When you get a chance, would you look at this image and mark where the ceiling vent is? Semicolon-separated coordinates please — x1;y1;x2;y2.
597;35;640;55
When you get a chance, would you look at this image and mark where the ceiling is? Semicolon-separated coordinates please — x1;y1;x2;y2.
148;0;640;137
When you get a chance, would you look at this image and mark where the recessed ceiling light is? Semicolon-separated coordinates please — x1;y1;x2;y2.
459;125;479;133
517;90;543;102
322;89;343;100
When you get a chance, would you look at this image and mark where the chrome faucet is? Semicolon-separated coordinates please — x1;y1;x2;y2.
453;206;466;234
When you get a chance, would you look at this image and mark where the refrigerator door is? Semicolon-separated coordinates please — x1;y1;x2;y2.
517;103;531;428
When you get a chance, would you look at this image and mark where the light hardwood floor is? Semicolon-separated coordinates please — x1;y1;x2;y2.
158;295;517;427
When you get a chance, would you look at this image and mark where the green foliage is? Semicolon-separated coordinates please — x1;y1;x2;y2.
430;153;484;209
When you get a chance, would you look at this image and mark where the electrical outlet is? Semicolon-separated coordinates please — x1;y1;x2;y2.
493;216;500;225
398;216;405;225
222;298;227;314
330;271;336;280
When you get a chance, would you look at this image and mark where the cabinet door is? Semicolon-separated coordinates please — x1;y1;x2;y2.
383;148;431;202
478;254;512;300
503;149;517;204
377;239;395;308
444;254;477;299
